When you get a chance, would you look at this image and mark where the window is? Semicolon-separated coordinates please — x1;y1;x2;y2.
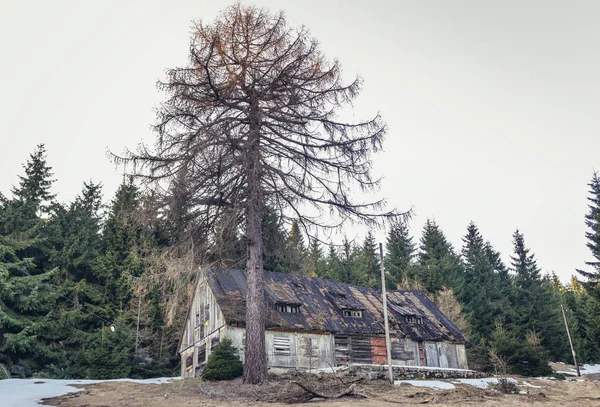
195;312;200;327
343;309;363;318
273;335;291;355
405;316;423;324
275;303;300;313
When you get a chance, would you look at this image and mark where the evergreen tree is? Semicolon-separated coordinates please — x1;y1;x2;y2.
339;237;357;284
323;245;343;281
261;206;288;273
285;221;306;274
0;145;62;377
356;231;380;288
510;230;566;361
416;220;462;293
459;223;505;342
576;172;600;358
304;239;326;277
384;219;415;288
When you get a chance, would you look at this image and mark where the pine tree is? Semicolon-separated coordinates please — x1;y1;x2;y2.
385;219;415;288
356;231;380;288
0;145;62;377
416;220;462;293
285;221;306;274
323;245;343;281
339;237;357;284
100;182;145;309
576;172;600;358
304;239;326;277
510;230;566;361
261;206;288;273
459;223;504;342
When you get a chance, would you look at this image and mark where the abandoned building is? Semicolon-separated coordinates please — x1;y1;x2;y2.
178;269;468;378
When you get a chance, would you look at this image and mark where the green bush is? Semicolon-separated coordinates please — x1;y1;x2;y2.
201;338;243;381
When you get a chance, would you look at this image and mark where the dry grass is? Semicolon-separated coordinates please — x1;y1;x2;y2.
42;371;600;407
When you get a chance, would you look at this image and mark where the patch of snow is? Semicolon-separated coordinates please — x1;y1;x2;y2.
520;381;542;388
536;377;556;381
555;370;577;375
581;364;600;374
0;377;175;407
394;380;455;390
456;377;516;389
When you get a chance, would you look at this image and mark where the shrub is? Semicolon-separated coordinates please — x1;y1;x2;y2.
494;377;518;394
201;338;243;381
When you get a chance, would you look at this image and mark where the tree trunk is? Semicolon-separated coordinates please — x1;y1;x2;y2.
243;92;267;384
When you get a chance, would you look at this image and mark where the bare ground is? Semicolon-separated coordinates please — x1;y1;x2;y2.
42;370;600;407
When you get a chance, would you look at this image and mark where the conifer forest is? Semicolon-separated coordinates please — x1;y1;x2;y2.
1;4;600;384
1;144;599;379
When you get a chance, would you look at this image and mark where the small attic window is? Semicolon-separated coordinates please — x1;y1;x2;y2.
405;316;423;324
343;309;363;318
275;303;301;313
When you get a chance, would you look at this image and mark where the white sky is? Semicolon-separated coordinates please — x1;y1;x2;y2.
1;0;599;282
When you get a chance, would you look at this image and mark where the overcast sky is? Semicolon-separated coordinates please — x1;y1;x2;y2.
1;0;598;282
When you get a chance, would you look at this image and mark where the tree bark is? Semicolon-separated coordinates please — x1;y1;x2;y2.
243;91;268;384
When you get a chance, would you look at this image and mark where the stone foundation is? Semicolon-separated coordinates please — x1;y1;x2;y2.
346;364;485;380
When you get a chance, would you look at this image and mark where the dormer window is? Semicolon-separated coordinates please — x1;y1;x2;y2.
405;315;423;324
275;303;301;313
343;309;363;318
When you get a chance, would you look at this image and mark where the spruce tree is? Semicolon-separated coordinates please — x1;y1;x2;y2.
285;222;306;274
304;239;326;277
356;231;380;288
576;172;600;357
510;230;566;362
385;219;415;287
0;145;62;377
459;223;499;342
416;220;462;293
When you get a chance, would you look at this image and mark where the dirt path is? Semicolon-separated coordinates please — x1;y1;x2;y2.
42;375;600;407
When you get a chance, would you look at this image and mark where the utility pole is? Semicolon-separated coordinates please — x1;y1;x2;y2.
561;304;580;376
379;243;394;385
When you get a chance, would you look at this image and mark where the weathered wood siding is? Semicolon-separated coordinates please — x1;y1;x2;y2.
422;341;468;370
179;279;227;378
224;327;335;370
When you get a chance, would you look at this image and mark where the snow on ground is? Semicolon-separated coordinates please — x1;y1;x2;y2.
0;377;175;407
454;377;516;389
394;380;455;390
520;381;543;388
553;364;600;376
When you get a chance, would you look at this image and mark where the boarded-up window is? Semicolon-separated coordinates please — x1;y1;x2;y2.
334;336;373;365
198;344;207;365
350;337;373;364
273;335;291;355
391;340;414;361
185;354;193;371
334;336;350;366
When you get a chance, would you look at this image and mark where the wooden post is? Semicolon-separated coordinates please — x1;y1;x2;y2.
379;243;394;384
561;304;580;376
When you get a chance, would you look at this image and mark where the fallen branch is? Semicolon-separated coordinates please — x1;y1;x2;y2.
290;381;356;399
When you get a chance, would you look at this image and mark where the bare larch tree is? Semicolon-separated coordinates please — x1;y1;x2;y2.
116;4;399;384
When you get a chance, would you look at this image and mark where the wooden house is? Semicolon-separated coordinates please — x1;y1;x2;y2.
178;269;468;378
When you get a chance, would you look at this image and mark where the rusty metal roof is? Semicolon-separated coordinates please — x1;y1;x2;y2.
209;269;466;343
